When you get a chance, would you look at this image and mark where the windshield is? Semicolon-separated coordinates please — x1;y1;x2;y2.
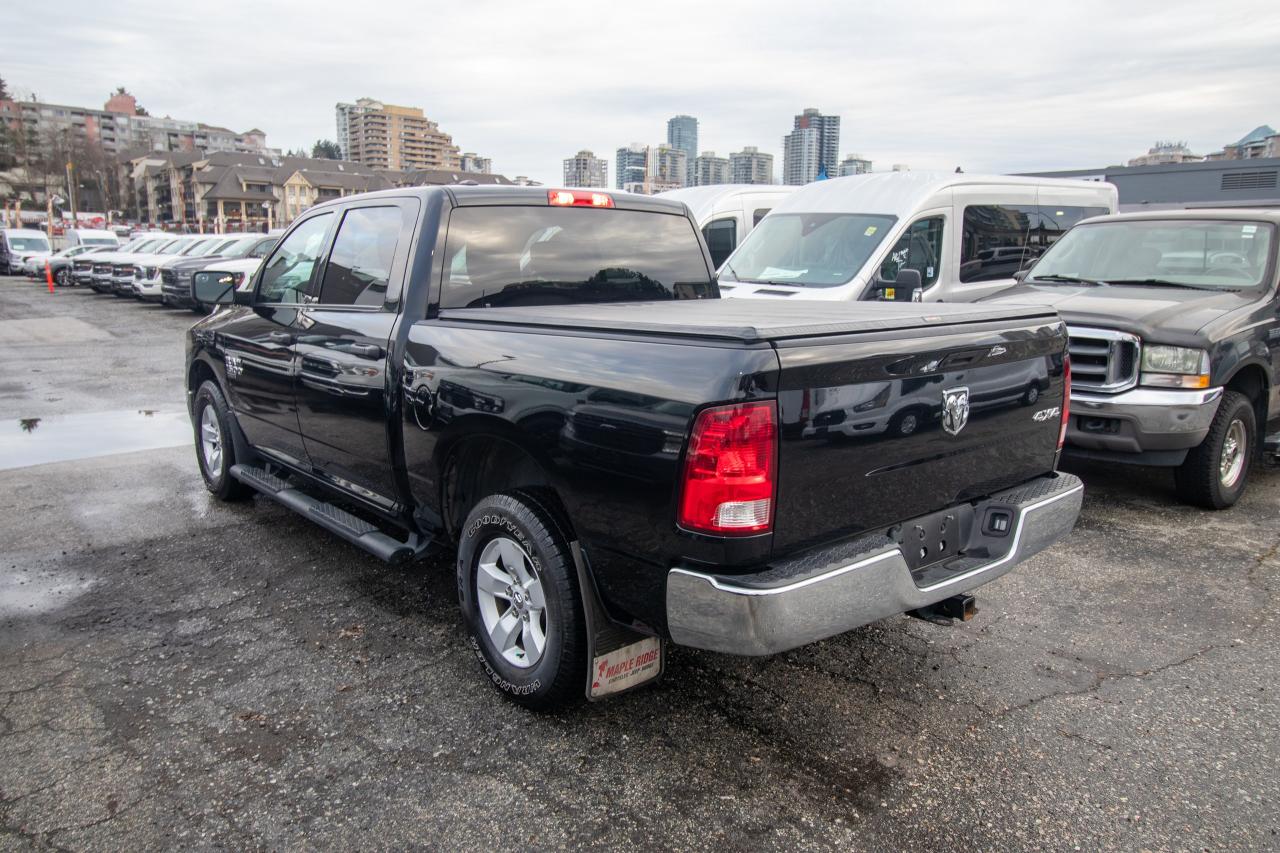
185;240;224;258
1029;219;1275;290
8;236;50;252
218;236;260;257
721;213;896;287
84;238;117;246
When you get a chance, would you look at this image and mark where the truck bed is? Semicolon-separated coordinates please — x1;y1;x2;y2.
439;299;1060;343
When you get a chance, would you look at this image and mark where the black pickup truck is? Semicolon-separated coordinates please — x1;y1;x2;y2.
985;209;1280;509
187;185;1082;708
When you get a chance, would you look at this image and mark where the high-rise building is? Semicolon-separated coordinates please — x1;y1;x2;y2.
666;115;698;186
563;150;608;188
336;98;462;172
616;143;648;190
649;145;687;193
694;151;730;187
839;154;872;176
729;146;774;184
782;108;840;184
783;127;820;185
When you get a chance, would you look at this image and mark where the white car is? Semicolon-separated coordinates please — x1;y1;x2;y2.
718;172;1117;304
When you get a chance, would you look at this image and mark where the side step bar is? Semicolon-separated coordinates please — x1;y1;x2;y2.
230;464;432;564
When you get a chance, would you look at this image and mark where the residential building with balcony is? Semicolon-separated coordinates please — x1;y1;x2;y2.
1206;125;1280;161
839;154;872;176
336;98;463;172
782;108;840;184
616;143;649;190
729;146;773;184
563;150;608;188
693;151;730;186
1129;141;1203;167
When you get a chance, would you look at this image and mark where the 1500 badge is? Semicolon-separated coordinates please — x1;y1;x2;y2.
1032;406;1061;422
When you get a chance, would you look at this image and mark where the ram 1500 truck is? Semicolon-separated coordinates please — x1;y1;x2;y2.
187;185;1082;708
984;209;1280;509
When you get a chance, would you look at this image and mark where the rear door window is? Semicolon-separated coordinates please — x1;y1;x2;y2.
315;206;408;306
961;204;1110;282
441;206;713;308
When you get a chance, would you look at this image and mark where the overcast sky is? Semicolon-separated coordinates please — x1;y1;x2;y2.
4;0;1278;184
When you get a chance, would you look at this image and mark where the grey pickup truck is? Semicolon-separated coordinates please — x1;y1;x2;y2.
986;209;1280;508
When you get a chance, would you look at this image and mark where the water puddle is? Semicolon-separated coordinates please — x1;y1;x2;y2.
0;566;96;617
0;409;192;471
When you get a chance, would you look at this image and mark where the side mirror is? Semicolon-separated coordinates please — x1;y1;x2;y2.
873;268;924;301
1012;268;1030;284
193;270;249;306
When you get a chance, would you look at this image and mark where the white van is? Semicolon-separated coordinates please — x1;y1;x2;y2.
659;185;797;269
64;229;121;249
0;228;53;276
717;172;1117;303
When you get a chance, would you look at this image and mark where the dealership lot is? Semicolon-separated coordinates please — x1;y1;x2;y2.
0;278;1276;850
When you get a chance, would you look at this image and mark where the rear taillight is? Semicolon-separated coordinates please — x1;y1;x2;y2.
678;401;777;536
548;189;614;208
1058;355;1071;450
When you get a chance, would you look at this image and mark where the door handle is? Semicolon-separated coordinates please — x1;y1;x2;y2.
266;331;292;345
348;343;383;359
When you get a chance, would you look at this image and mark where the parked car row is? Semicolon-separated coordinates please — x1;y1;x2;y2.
51;230;281;312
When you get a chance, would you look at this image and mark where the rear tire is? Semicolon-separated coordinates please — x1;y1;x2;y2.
1174;390;1254;509
193;380;253;502
456;492;587;709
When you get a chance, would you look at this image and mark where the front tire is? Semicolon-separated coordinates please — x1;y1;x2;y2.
1174;390;1254;509
55;268;71;287
193;380;252;501
457;493;587;709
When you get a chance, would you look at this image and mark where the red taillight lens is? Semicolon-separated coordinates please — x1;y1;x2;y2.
547;189;614;208
1058;355;1071;450
678;401;777;535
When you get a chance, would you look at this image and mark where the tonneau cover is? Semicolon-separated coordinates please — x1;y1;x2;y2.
439;299;1060;344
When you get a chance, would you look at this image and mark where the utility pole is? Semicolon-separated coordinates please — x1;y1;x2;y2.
65;160;77;225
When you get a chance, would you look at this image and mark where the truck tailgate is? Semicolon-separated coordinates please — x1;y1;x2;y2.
772;316;1068;554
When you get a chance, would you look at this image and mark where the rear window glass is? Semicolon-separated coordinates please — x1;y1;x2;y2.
440;206;713;309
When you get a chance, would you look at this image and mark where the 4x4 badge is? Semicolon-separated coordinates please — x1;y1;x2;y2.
942;386;970;436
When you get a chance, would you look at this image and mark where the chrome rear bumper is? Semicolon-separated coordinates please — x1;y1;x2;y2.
666;472;1083;655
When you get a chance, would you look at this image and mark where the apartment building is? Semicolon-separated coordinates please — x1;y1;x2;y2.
839;154;872;176
1206;125;1280;161
0;91;277;159
783;108;840;184
563;150;608;188
729;146;774;184
616;143;648;190
459;152;492;173
336;98;464;172
693;151;730;186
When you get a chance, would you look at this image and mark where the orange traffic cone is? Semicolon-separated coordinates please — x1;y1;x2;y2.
45;262;55;293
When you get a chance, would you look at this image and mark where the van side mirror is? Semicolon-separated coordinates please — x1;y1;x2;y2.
872;268;923;301
193;270;250;305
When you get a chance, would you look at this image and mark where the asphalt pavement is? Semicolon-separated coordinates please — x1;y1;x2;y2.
0;276;1276;851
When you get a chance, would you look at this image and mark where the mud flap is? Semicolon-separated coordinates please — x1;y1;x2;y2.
571;542;664;700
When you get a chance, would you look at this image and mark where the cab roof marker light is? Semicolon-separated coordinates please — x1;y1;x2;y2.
548;190;614;208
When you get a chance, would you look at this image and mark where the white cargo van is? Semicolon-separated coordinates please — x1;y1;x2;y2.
64;229;121;249
659;185;796;269
718;172;1117;303
0;229;53;276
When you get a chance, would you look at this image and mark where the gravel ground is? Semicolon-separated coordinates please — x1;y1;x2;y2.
0;277;1276;851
